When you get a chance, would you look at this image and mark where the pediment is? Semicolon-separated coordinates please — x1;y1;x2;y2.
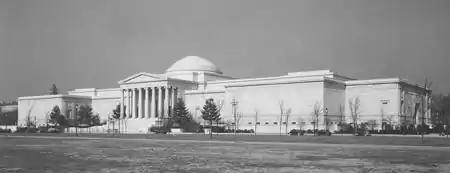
118;72;165;84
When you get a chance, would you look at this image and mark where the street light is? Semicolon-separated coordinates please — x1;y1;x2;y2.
5;114;8;131
230;98;238;136
324;108;328;131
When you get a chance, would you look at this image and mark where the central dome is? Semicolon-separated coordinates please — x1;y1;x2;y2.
165;56;223;74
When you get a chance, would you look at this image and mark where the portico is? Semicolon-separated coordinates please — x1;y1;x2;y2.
117;72;194;122
119;86;178;119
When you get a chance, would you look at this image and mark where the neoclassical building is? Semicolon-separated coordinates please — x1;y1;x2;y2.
18;56;432;133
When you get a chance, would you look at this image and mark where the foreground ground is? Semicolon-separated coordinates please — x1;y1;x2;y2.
0;135;450;173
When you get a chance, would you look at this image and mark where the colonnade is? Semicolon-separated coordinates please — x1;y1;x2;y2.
119;86;179;119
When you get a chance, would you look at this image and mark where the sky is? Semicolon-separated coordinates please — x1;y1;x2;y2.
0;0;449;100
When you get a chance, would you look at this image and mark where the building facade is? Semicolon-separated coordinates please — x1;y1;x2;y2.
17;56;432;133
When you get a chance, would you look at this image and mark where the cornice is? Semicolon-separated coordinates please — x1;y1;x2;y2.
223;76;330;88
18;95;91;101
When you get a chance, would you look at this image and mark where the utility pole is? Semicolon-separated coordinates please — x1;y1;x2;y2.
231;98;238;136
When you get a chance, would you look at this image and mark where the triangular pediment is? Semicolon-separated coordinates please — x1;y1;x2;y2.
118;72;165;84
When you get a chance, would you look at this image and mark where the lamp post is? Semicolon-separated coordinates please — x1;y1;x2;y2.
230;98;238;136
324;108;328;132
5;114;8;131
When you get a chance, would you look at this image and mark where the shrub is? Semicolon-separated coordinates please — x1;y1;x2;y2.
289;129;305;136
0;128;12;133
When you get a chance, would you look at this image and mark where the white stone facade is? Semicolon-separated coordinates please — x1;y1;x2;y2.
17;56;431;134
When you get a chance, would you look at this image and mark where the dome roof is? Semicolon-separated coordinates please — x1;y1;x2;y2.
165;56;223;74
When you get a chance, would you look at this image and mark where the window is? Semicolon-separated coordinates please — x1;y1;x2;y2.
381;100;390;104
291;122;297;125
256;122;261;125
264;122;269;125
248;122;252;125
231;122;235;125
282;122;287;125
273;122;278;125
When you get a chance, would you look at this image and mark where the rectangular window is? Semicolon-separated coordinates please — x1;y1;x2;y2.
256;122;261;125
248;122;252;125
282;122;287;125
264;122;269;125
291;122;297;124
273;122;278;125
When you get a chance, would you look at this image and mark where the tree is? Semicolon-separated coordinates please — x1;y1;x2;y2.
348;97;361;134
284;108;292;135
279;100;285;136
367;120;377;131
298;115;305;131
419;78;432;143
24;101;35;128
48;105;66;127
111;104;126;135
311;102;322;136
71;104;95;136
201;98;221;138
254;109;259;135
380;108;385;136
214;100;225;135
337;105;345;136
49;84;59;95
171;98;193;131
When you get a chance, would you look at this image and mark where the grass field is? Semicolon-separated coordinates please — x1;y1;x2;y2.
1;135;450;173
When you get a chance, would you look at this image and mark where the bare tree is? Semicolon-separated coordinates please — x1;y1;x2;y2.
337;105;345;136
254;109;259;135
279;100;285;136
298;115;305;131
215;99;225;135
348;97;361;134
235;112;243;131
24;101;36;128
420;78;432;143
311;102;322;136
284;108;292;135
380;108;385;136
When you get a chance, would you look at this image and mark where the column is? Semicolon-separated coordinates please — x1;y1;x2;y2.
158;86;163;117
171;87;176;108
128;89;132;118
165;86;169;117
120;89;124;118
138;88;143;118
133;89;137;118
144;87;149;118
151;87;156;118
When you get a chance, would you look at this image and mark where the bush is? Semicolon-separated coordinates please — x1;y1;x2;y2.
0;128;12;133
316;130;332;136
149;126;169;134
289;129;305;136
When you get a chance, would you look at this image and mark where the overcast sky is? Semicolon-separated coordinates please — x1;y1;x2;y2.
0;0;449;100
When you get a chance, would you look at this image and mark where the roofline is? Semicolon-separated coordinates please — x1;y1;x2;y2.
18;94;92;101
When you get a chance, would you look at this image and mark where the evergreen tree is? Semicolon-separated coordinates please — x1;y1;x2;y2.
49;84;59;95
201;98;221;138
49;105;66;126
171;98;192;129
77;105;94;125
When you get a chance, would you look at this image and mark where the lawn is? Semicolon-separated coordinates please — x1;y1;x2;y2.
7;132;450;147
0;135;449;173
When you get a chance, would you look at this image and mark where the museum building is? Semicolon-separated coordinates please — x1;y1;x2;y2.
17;56;432;133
